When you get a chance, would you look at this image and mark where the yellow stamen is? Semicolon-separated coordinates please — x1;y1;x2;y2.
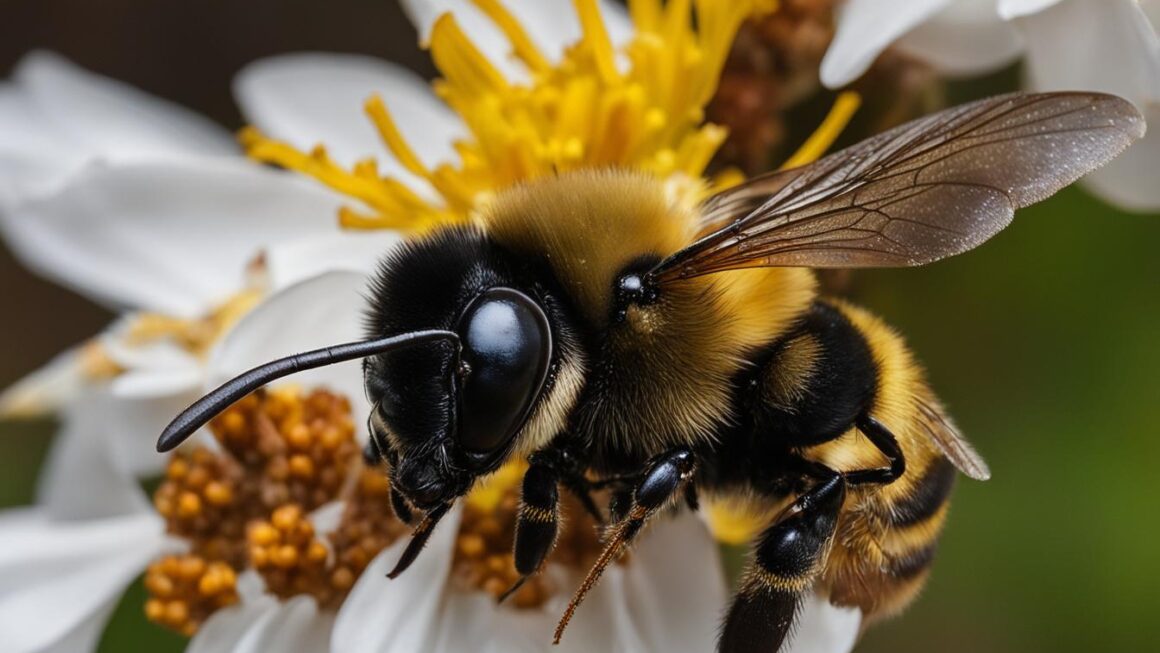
574;0;619;82
430;13;510;96
365;95;431;180
471;0;551;74
780;91;862;170
241;0;783;231
127;289;262;359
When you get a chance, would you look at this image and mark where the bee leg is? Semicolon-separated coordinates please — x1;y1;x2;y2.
846;415;905;486
499;459;562;603
386;501;452;579
719;475;847;653
539;435;606;524
555;448;697;644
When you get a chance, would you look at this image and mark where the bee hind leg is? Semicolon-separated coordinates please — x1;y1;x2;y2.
719;475;847;653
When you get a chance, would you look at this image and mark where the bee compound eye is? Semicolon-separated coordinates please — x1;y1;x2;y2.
455;287;552;455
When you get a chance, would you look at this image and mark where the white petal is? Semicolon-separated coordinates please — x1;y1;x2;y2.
821;0;954;88
0;510;165;653
2;159;342;316
428;512;725;652
309;501;346;536
784;593;862;653
431;593;539;653
14;51;236;161
101;322;205;400
110;366;203;399
104;386;200;477
228;596;335;653
265;230;403;291
234;53;464;181
400;1;631;74
1081;103;1160;212
207;271;372;420
189;598;278;653
38;600;119;653
895;0;1025;76
332;506;462;653
36;394;155;520
1017;0;1160;99
1017;0;1160;211
0;345;86;418
100;317;203;374
998;0;1065;20
1144;0;1160;28
0;86;89;204
619;511;728;651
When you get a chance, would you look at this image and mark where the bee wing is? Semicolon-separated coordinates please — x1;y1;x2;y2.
916;397;990;481
697;167;804;234
651;92;1145;282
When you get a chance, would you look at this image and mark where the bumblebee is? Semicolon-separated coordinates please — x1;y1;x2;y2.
158;92;1143;652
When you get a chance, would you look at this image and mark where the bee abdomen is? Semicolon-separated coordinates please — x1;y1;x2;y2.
888;456;956;528
828;455;955;617
750;300;877;447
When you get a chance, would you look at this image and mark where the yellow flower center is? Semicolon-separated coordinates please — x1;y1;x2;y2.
240;0;862;235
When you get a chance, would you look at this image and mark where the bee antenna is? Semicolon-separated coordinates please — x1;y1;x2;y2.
155;329;460;453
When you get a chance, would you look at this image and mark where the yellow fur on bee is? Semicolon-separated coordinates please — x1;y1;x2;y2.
799;300;951;618
806;299;942;506
482;170;816;457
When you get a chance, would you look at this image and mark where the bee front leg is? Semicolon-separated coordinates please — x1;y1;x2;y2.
555;447;697;644
503;433;621;602
719;474;847;653
500;457;562;602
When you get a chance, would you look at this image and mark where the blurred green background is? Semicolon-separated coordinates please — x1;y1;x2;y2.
1;1;1157;652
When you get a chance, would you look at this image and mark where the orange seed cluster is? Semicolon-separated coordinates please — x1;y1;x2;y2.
144;555;239;636
248;505;334;603
147;387;364;633
327;468;411;597
211;388;360;511
153;447;249;566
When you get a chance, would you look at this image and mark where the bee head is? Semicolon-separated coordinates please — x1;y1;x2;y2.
155;226;581;516
364;226;577;511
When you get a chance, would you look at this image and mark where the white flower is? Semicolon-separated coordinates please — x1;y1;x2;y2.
821;0;1160;212
0;51;402;475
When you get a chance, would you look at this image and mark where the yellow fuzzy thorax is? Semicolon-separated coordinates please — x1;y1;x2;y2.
480;169;815;334
483;169;816;461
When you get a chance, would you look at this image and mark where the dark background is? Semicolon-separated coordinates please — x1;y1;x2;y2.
2;2;1158;652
